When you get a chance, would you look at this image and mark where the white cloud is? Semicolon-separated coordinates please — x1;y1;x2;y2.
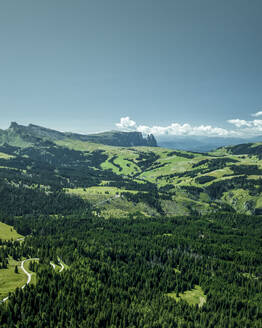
115;116;137;130
227;118;262;135
227;119;252;128
137;123;230;137
115;112;262;139
227;117;262;137
252;111;262;117
253;119;262;127
116;117;231;137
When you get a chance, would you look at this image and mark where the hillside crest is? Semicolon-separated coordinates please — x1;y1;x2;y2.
1;122;158;148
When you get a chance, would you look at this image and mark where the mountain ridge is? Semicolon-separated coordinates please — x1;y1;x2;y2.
0;122;158;148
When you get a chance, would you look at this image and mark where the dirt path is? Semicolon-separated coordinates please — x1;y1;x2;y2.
21;257;39;288
57;258;65;272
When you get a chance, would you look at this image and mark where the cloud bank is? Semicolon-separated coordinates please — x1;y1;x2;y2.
227;118;262;137
252;111;262;117
116;113;262;138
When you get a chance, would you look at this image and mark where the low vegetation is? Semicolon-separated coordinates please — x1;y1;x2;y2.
0;258;27;300
167;285;207;307
0;222;23;241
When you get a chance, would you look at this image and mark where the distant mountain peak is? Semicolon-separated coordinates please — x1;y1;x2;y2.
9;121;19;130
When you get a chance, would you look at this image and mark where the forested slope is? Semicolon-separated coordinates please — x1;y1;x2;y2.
1;212;262;327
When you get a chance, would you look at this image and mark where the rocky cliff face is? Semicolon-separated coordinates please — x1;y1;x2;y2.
0;122;158;148
83;131;157;147
146;134;157;147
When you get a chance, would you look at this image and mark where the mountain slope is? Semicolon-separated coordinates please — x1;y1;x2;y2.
0;122;157;148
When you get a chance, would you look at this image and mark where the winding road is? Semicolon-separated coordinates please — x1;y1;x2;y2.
50;262;56;270
0;257;65;303
21;258;39;288
57;258;65;273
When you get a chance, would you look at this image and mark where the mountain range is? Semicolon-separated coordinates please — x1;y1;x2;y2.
0;122;157;148
3;122;262;153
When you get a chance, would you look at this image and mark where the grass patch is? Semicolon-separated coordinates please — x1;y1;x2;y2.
242;273;258;280
256;196;262;209
98;197;158;219
58;257;69;271
0;152;14;159
167;285;206;307
50;261;62;273
65;187;139;204
0;221;23;241
222;189;253;214
0;258;27;300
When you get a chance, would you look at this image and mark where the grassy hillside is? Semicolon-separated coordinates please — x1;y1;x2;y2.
0;133;262;217
0;258;27;300
0;222;23;241
0;122;157;148
70;142;262;216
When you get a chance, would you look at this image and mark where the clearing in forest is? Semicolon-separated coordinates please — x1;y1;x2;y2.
0;258;27;300
0;222;23;241
167;285;206;307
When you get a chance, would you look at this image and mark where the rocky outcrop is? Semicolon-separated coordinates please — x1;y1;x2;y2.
81;131;158;147
146;134;157;147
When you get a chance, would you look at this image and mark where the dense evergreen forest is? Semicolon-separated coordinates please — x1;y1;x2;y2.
1;210;262;327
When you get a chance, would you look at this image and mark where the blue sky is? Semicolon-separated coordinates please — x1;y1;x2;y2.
1;0;262;137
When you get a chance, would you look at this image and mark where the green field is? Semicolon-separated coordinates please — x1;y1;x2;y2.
173;267;181;274
66;186;139;196
167;285;207;307
63;143;262;216
0;222;23;241
0;152;14;159
256;196;262;209
0;258;27;300
65;187;150;218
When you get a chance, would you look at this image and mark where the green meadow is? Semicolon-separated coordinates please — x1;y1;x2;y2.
0;258;27;300
0;222;23;241
167;285;207;307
